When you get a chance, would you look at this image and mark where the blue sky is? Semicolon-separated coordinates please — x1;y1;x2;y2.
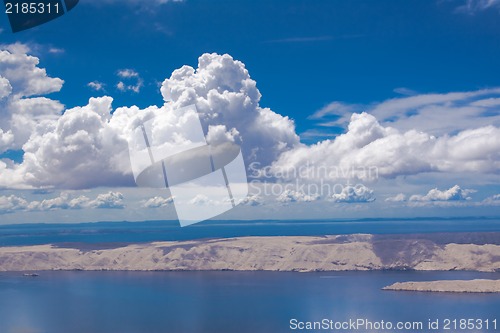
2;0;500;130
0;0;499;224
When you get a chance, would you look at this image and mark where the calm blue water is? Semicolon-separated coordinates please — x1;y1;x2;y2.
1;219;498;332
0;217;499;246
0;270;498;333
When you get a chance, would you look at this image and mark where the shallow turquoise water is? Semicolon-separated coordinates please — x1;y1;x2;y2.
0;270;498;333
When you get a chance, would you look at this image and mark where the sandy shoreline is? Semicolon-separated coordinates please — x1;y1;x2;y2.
0;233;499;273
383;279;500;293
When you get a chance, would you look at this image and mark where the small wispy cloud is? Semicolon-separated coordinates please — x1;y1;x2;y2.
393;87;418;96
116;69;144;93
455;0;500;13
311;87;500;135
154;23;173;36
48;47;65;54
276;190;319;204
237;194;263;206
389;186;477;207
117;69;139;79
385;193;407;202
481;194;500;206
330;185;375;203
308;101;362;120
299;129;341;140
0;42;67;57
87;81;106;92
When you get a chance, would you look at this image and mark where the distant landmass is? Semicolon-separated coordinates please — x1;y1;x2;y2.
0;233;498;272
2;218;499;247
383;279;500;293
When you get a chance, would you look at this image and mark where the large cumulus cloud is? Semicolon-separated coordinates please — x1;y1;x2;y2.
1;45;499;193
271;112;500;182
161;53;300;166
0;48;299;189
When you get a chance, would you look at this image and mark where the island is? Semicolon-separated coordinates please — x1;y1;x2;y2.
0;233;499;272
383;279;500;293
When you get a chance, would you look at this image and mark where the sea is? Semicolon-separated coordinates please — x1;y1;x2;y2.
0;217;499;333
0;217;499;247
0;271;498;333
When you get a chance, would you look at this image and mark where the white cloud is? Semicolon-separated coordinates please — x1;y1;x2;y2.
0;191;125;213
88;81;105;92
184;192;242;208
308;101;361;120
188;194;217;206
370;88;500;135
0;76;12;98
163;53;299;167
0;195;28;212
0;129;14;148
409;185;475;202
0;45;63;97
48;47;64;54
276;189;319;203
89;191;125;208
206;125;239;145
271;112;500;181
330;185;375;203
116;81;144;93
117;69;139;78
384;191;499;208
314;88;500;136
237;194;263;206
0;42;31;55
0;49;300;189
456;0;500;13
393;87;418;96
470;98;500;107
124;79;144;93
299;129;339;140
26;192;81;211
0;96;133;189
385;193;406;202
116;69;143;93
481;194;500;206
142;196;173;208
1;46;498;199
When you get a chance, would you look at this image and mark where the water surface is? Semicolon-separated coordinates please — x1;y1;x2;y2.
1;217;499;246
0;271;498;333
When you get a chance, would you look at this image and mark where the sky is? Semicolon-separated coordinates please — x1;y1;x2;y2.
0;0;499;224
